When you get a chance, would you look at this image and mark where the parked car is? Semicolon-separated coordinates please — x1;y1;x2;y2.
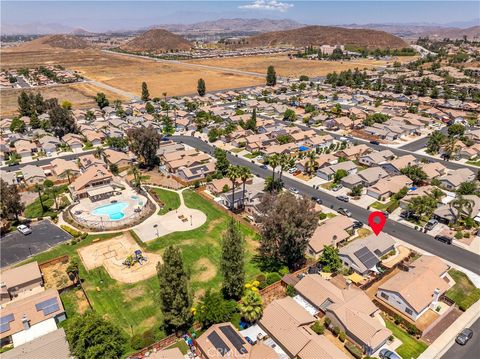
425;219;438;231
311;196;323;205
289;187;299;194
456;328;473;345
332;184;343;192
370;140;380;145
17;224;32;235
255;156;263;161
379;349;401;359
260;164;268;169
400;211;420;221
288;167;297;174
338;208;352;217
336;195;349;202
435;235;452;245
353;221;363;229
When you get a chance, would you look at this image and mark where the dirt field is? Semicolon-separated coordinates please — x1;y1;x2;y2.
1;82;127;117
188;54;418;78
41;258;73;290
77;233;162;284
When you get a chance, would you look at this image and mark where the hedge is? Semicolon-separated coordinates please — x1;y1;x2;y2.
345;342;363;359
61;225;87;239
311;321;325;335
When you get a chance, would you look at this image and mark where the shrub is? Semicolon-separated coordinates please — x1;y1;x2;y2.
406;323;419;336
311;321;325;335
81;232;88;239
278;266;289;276
61;225;81;238
324;317;331;327
266;272;282;285
332;326;340;336
464;232;470;238
286;285;296;297
339;331;346;342
394;315;402;325
455;231;463;239
255;274;267;289
318;212;328;220
345;342;363;359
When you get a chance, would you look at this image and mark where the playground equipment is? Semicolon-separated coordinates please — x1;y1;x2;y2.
122;250;148;268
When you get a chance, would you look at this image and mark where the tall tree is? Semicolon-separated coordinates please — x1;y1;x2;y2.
126;126;162;168
34;184;45;212
197;78;206;96
319;245;342;273
48;102;77;138
213;148;230;176
255;192;318;270
157;246;193;332
141;82;150;101
400;165;428;186
221;218;246;299
65;311;126;359
245;108;257;131
94;92;109;109
195;290;237;328
238;166;252;208
0;180;24;221
266;65;277;86
226;165;239;210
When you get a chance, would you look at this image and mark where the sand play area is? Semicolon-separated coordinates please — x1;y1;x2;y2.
78;233;161;284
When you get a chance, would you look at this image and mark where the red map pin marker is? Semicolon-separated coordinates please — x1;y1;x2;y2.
368;211;386;236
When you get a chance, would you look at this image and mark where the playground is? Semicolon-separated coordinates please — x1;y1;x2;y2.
78;233;161;284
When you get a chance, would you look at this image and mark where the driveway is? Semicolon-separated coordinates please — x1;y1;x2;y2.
0;220;72;268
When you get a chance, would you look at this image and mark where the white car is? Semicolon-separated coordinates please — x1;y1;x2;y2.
256;156;263;161
17;224;32;235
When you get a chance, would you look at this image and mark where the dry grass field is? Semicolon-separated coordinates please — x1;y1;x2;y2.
188;54;418;78
1;82;127;116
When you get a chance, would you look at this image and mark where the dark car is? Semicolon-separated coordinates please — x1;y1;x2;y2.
336;195;349;202
456;328;473;345
379;349;401;359
425;219;439;231
435;235;453;245
400;211;420;221
353;221;363;229
311;197;323;205
370;140;380;145
260;164;268;170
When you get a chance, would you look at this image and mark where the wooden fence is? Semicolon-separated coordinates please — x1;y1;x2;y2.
39;254;70;270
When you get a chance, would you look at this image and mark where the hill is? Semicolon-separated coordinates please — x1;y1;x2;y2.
10;34;91;51
417;25;480;40
120;29;192;53
243;25;409;49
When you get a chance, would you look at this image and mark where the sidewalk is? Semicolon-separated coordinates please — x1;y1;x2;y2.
419;300;480;359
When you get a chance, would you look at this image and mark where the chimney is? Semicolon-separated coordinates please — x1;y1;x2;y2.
332;235;338;247
346;279;352;289
22;315;30;330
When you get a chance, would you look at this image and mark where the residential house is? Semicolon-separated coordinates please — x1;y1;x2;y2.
0;289;66;347
61;134;83;153
438;168;475;190
307;216;354;258
367;175;413;200
422;162;447;180
0;262;43;305
78;154;104;170
13;139;36;160
295;275;391;355
339;233;395;275
103;149;132;171
377;256;451;321
342;167;389;189
1;328;70;359
84;130;104;147
21;165;46;185
176;162;215;182
37;136;60;156
296;154;337;173
195;322;277;359
399;186;437;209
433;195;480;224
335;144;370;160
259;297;347;359
207;178;241;196
50;158;80;181
317;161;357;181
359;150;395;167
69;165;114;201
381;155;416;175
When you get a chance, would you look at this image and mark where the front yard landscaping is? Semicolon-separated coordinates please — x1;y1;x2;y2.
24;184;69;218
385;319;428;359
445;269;480;311
149;187;181;215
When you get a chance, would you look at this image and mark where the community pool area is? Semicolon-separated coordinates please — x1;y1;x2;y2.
92;202;129;221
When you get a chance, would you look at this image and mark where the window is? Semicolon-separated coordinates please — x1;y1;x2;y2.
405;307;413;315
380;292;389;300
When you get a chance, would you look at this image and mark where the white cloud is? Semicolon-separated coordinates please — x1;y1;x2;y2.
239;0;294;13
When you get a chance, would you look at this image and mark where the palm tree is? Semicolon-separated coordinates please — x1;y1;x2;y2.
65;169;72;184
34;184;45;212
428;187;444;202
94;146;103;159
238;166;252;209
305;152;317;176
442;138;460;161
239;290;263;323
268;154;280;183
450;195;474;221
129;164;142;188
227;165;240;210
278;153;294;182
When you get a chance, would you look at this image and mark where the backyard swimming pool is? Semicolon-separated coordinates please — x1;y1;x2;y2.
92;202;129;220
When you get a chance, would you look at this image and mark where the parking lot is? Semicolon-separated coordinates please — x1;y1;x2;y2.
0;220;72;268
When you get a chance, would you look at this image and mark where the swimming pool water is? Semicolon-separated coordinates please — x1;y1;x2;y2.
92;202;128;221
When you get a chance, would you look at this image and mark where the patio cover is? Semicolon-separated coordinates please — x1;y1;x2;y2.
87;185;114;197
346;272;364;284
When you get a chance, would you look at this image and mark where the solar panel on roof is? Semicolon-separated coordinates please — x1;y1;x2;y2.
354;247;378;269
35;297;58;311
208;331;230;357
219;325;248;354
0;314;15;333
43;302;60;316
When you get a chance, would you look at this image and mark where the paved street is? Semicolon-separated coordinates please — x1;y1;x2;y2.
0;220;72;268
172;135;480;274
1;149;96;172
442;317;480;359
399;126;449;152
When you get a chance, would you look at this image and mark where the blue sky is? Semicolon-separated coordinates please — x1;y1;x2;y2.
2;1;479;32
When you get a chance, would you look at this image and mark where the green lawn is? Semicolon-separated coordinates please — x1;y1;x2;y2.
385;319;428;359
151;188;181;215
24;184;69;218
370;201;389;210
466;160;480;167
445;269;480;311
20;189;261;353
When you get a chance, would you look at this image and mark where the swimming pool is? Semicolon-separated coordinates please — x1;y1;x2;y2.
92;202;129;221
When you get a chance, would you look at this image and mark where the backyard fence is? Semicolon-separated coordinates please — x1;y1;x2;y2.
39;254;70;270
